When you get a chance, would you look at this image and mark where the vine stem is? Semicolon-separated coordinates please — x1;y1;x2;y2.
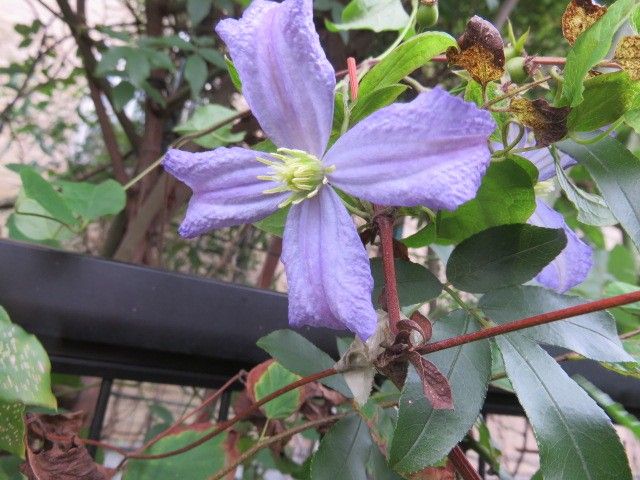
482;75;551;108
418;290;640;354
449;446;483;480
375;208;401;334
207;413;349;480
122;367;338;461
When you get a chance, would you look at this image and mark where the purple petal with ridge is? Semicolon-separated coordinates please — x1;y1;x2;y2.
216;0;335;157
163;147;286;237
528;199;593;293
324;88;496;210
281;187;377;340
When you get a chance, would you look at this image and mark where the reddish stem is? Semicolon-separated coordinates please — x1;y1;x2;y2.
419;290;640;354
449;446;482;480
375;209;401;334
347;56;359;100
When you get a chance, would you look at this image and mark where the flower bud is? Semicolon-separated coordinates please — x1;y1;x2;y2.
416;1;439;29
507;56;529;83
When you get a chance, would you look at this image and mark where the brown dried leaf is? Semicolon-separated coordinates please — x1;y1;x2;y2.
562;0;607;45
614;35;640;80
408;351;453;410
510;97;571;147
21;412;115;480
409;461;456;480
446;15;505;85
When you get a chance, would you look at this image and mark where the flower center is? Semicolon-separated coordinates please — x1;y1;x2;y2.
257;148;335;208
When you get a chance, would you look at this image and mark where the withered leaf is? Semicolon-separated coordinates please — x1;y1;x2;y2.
409;461;456;480
446;15;505;86
408;351;453;410
562;0;607;45
510;97;571;147
21;412;115;480
615;35;640;80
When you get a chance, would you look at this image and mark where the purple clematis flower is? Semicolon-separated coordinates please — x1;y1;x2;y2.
163;0;495;340
497;127;592;292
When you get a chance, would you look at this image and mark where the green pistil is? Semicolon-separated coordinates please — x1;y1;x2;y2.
257;148;335;208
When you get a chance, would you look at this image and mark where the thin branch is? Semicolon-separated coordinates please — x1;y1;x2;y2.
375;208;401;334
418;291;640;354
449;445;482;480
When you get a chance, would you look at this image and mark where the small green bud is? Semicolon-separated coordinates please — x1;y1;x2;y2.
504;45;516;61
507;56;529;83
416;1;439;29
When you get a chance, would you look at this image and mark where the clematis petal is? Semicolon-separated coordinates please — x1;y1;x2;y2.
164;147;286;237
281;187;377;340
528;199;593;293
324;88;496;210
216;0;335;157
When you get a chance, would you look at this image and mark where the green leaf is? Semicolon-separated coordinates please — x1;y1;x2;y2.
187;0;212;26
8;197;69;246
124;427;227;479
0;310;56;408
559;0;637;107
20;168;77;226
184;54;208;96
311;415;372;480
225;56;242;91
198;48;226;69
554;157;617;227
496;332;632;480
566;72;638;132
574;375;640;439
557;138;640;251
479;286;632;363
254;362;302;419
431;158;537;244
446;224;567;293
173;104;244;148
370;258;442;310
0;454;24;479
359;32;456;96
124;48;151;87
608;245;638;284
253;206;289;237
325;0;410;33
0;402;25;458
350;84;407;125
368;445;403;480
604;281;640;314
58;179;126;221
257;329;351;397
111;81;136;111
389;311;490;473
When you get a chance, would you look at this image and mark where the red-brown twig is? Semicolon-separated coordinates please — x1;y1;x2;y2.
419;291;640;354
449;446;483;480
375;209;401;334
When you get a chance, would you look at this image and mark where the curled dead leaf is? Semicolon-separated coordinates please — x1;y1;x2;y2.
21;412;115;480
562;0;607;45
615;35;640;80
407;351;453;410
446;15;505;85
510;97;571;147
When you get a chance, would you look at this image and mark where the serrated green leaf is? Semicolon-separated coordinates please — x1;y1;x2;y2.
254;362;302;419
187;0;212;26
350;84;407;125
567;71;638;132
0;402;25;458
0;311;55;409
124;427;226;479
257;329;351;397
479;286;632;363
58;179;126;221
359;32;456;96
311;415;372;480
496;332;632;480
389;311;490;473
325;0;410;33
370;258;442;310
173;104;244;148
554;156;617;226
559;0;637;107
558;138;640;251
446;224;567;293
19;169;77;226
184;54;208;96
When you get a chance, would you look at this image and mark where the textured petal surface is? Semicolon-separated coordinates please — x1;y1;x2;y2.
528;199;593;293
324;88;496;210
281;187;377;340
216;0;335;157
498;126;576;181
164;147;285;237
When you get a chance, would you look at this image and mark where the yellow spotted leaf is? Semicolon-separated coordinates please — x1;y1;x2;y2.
510;98;571;147
562;0;607;45
446;15;505;86
615;35;640;80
